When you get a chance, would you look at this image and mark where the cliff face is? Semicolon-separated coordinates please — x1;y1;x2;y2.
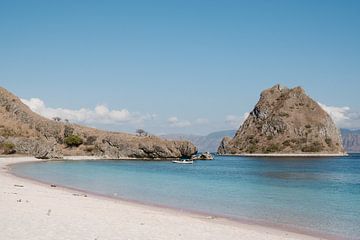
0;87;197;159
218;85;345;155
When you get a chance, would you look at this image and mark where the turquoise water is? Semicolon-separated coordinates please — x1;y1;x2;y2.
11;155;360;240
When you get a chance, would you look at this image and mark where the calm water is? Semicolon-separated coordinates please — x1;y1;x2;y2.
11;155;360;239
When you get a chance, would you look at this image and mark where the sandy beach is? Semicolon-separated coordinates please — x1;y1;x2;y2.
0;156;328;240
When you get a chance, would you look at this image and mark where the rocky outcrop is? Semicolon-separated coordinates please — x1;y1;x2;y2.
218;84;345;155
0;87;197;159
8;137;63;159
191;152;213;160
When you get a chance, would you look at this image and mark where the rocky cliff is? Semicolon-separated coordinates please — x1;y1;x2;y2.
0;87;197;159
218;85;345;155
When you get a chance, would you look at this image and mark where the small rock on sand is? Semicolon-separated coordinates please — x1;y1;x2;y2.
73;193;87;197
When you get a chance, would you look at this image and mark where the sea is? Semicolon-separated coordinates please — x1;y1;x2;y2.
11;154;360;240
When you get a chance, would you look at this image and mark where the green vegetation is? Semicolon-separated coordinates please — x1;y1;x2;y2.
0;141;16;154
64;135;83;147
136;129;148;136
247;144;257;153
301;141;323;152
265;144;280;153
267;136;273;140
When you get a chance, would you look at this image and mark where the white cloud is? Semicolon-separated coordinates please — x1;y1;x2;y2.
318;102;350;124
318;102;360;129
21;98;153;125
225;112;249;128
167;116;191;128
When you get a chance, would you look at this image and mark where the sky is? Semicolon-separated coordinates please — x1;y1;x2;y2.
1;0;360;135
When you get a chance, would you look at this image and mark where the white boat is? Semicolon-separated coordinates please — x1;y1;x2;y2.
172;160;194;164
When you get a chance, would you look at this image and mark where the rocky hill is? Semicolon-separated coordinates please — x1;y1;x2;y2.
218;85;345;155
0;87;197;159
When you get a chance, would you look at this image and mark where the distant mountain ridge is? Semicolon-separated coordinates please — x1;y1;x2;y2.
161;130;236;153
341;129;360;153
162;129;360;153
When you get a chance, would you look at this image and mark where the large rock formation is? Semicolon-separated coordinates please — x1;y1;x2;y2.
218;85;345;155
0;87;197;159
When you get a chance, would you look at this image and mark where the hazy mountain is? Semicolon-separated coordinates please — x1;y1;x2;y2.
341;129;360;153
161;130;236;153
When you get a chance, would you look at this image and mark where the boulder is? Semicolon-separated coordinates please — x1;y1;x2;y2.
10;137;62;159
192;152;213;160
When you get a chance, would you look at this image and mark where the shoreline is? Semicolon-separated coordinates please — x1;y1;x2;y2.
1;156;341;240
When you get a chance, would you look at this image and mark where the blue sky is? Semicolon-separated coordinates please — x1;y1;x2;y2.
1;0;360;134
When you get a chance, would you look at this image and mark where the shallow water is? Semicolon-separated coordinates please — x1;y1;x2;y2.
11;154;360;239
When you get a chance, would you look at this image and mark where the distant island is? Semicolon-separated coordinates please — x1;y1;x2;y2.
0;87;197;159
218;85;346;156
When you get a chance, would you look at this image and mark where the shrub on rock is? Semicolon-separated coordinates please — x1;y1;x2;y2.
64;135;83;147
1;141;16;154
